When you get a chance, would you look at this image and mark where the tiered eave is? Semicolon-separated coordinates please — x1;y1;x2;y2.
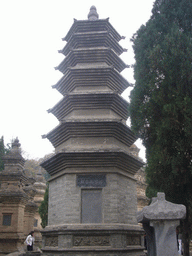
63;18;123;42
47;92;129;121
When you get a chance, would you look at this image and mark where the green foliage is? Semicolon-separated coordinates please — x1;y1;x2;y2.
0;136;10;172
39;185;49;228
0;137;5;172
129;0;192;254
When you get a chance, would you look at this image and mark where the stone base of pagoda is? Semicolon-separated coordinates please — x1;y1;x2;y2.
0;236;25;256
41;224;145;256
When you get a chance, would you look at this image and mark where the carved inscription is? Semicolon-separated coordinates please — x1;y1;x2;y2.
127;236;141;246
81;189;102;223
74;235;110;246
77;174;106;187
45;236;58;247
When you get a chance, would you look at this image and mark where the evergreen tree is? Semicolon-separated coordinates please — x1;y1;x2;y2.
0;137;5;171
0;136;10;172
39;185;49;228
129;1;192;255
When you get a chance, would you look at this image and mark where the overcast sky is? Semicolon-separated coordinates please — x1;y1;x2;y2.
0;0;155;160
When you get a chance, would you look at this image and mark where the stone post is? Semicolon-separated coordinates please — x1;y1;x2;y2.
137;192;186;256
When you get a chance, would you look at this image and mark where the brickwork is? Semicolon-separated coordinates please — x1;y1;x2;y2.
48;172;138;226
118;175;137;224
49;174;80;225
103;173;137;224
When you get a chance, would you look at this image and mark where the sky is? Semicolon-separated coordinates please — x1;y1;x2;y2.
0;0;155;161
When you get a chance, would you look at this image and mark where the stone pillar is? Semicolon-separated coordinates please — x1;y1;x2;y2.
137;192;186;256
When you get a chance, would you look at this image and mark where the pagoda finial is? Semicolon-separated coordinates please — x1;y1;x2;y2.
12;137;21;150
88;6;99;21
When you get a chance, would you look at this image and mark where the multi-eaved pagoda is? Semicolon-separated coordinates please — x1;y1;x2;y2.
41;6;145;256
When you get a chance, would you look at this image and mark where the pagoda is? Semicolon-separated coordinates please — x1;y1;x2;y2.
41;6;145;256
0;138;38;255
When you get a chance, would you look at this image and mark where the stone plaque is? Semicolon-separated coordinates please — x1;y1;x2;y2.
127;236;141;246
74;235;110;246
81;189;102;223
45;236;58;247
77;174;106;187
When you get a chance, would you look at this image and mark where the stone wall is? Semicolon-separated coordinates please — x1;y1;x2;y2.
48;172;138;225
48;174;80;225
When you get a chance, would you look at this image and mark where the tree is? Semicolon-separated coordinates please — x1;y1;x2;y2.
39;185;49;228
129;0;192;255
0;137;5;172
24;155;51;180
0;136;10;172
24;159;40;177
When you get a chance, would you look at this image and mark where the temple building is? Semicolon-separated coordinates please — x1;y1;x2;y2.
41;6;145;256
0;138;46;255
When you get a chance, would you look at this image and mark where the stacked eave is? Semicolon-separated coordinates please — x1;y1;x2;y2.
43;120;137;149
56;47;128;74
47;92;129;121
61;31;125;56
41;150;143;177
41;15;143;178
52;66;130;95
63;19;123;42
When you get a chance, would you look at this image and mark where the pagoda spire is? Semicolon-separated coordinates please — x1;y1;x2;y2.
88;6;99;21
12;137;21;152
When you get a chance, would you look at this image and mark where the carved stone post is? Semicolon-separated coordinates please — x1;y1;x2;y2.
137;192;186;256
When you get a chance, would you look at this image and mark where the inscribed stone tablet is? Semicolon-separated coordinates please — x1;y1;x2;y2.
81;189;102;223
77;174;106;187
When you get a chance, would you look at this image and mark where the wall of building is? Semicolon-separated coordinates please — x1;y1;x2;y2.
48;174;80;225
48;172;138;226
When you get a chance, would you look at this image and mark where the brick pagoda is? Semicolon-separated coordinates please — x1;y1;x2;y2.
41;6;145;256
0;138;38;255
